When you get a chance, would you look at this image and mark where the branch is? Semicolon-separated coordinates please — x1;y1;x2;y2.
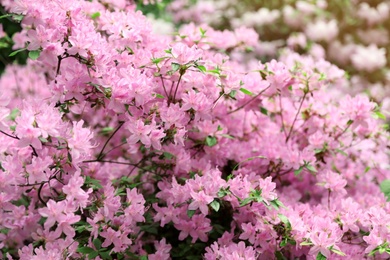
228;84;271;114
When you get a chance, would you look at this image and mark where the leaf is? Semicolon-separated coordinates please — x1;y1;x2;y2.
196;65;206;73
239;87;253;96
139;256;148;260
93;238;102;250
153;93;165;99
90;12;100;19
28;50;41;60
210;200;220;212
346;119;354;126
9;48;27;57
305;163;317;173
330;247;346;256
171;62;180;72
217;187;231;198
335;149;347;156
88;251;99;259
12;14;24;22
221;134;234;139
316;252;327;260
77;247;95;254
239;197;253;207
300;241;313;246
187;209;196;218
373;111;386;120
152;57;166;64
0;14;12;20
294;166;304;176
205;136;217;147
99;250;112;259
260;107;268;115
380;180;390;201
163;152;174;159
278;214;290;225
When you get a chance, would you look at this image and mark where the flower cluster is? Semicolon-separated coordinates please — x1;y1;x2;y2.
0;0;389;259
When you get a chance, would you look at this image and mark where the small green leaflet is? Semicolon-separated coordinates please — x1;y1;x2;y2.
380;180;390;201
28;50;41;60
239;87;253;96
9;48;27;57
210;200;220;212
316;252;327;260
260;107;268;116
171;62;180;72
205;136;217;147
187;209;196;218
90;12;100;19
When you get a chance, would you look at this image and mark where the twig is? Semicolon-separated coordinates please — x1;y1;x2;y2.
285;92;307;143
97;121;124;160
228;84;271;114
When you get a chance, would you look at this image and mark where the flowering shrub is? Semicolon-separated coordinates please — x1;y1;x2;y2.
0;1;390;259
167;0;390;112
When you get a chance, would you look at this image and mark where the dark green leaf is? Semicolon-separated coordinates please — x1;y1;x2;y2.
93;238;102;250
260;107;268;115
187;209;196;218
77;247;95;254
88;251;99;259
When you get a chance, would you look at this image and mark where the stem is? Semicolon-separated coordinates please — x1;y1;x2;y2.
97;121;124;160
278;93;288;139
285;92;307;143
159;75;169;99
228;84;271;114
172;73;183;104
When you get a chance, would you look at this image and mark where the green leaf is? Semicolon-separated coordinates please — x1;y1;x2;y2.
275;251;287;260
373;110;386;120
187;209;196;218
364;166;371;173
239;87;253;96
294;166;304;176
210;200;220;212
67;151;72;163
9;48;27;57
171;62;180;72
305;163;317;173
346;119;354;126
217;187;231;198
260;107;268;116
380;180;390;201
93;238;102;250
0;14;12;20
77;247;95;254
88;251;99;259
90;12;100;19
152;57;166;64
221;134;234;139
330;247;346;256
196;65;206;73
278;214;290;225
239;197;253;207
140;256;148;260
316;252;327;260
12;14;24;22
335;149;347;157
205;136;217;147
163;151;174;159
7;108;20;121
28;50;41;60
99;250;112;259
300;241;313;246
153;93;165;99
199;27;206;36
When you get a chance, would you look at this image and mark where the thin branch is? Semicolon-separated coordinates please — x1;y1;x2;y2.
97;121;124;160
228;84;271;114
285;92;307;143
278;93;288;139
173;73;183;104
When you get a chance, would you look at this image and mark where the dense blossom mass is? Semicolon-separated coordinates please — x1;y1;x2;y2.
0;0;389;259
